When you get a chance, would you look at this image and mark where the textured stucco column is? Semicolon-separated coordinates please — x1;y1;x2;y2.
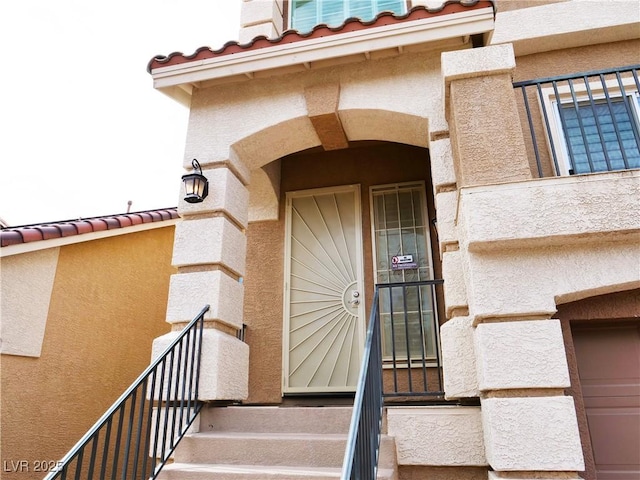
482;396;584;472
466;285;584;473
430;130;479;403
450;173;640;474
152;161;250;401
441;316;479;399
442;44;532;187
239;0;283;44
473;318;584;473
439;44;585;474
248;160;281;222
441;247;469;318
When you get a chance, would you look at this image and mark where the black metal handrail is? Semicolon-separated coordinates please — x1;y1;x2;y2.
342;288;383;480
513;65;640;177
379;280;444;398
43;305;210;480
341;280;445;479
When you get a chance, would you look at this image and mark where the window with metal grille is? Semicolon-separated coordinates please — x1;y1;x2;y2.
557;95;640;175
290;0;407;33
370;182;437;363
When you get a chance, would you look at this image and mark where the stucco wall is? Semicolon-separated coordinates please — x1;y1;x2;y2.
0;227;174;480
185;48;454;173
1;248;59;357
438;39;637;474
152;5;638;472
512;39;640;82
243;142;442;404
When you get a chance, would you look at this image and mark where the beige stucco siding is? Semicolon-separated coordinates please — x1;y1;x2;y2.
512;39;640;82
185;48;462;173
1;248;60;357
146;3;640;472
0;227;174;480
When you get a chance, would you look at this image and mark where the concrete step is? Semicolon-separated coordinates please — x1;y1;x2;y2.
157;463;397;480
161;406;398;480
174;431;347;467
199;406;353;434
377;436;398;471
173;431;397;471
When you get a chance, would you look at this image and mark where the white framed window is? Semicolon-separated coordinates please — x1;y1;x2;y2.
369;182;438;363
541;77;640;176
290;0;407;33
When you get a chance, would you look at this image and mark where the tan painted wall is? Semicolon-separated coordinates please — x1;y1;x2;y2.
0;227;174;480
243;142;442;404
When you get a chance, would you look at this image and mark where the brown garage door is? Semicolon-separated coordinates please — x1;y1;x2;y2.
572;323;640;479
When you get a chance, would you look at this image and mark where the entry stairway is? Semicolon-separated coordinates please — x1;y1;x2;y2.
157;405;398;480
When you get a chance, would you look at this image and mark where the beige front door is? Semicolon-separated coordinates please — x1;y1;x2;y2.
283;185;365;394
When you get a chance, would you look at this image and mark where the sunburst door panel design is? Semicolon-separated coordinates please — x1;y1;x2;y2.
284;186;365;393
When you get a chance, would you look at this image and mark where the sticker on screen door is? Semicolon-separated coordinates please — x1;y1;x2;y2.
391;254;417;270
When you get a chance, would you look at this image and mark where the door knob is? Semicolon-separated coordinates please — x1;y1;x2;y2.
349;291;360;305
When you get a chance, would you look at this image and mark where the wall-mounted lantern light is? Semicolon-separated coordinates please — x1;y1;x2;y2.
182;159;209;203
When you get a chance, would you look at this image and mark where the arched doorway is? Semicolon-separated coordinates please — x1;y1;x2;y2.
243;141;443;403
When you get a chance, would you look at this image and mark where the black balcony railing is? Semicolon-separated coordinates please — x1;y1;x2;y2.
342;280;444;479
43;305;210;480
514;65;640;177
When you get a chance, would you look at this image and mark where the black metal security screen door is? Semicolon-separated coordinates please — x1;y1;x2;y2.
370;182;437;363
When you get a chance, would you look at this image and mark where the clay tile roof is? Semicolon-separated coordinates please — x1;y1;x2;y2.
103;217;121;229
137;212;155;223
57;223;78;237
72;221;94;235
114;215;133;228
39;225;63;240
86;218;109;232
1;207;179;248
147;0;496;72
128;214;145;226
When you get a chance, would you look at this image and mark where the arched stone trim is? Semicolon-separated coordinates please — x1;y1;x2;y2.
231;116;320;171
228;108;433;222
339;109;430;148
231;109;431;172
555;280;640;307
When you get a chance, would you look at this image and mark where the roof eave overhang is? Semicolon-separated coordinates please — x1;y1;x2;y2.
0;218;179;258
150;7;495;105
